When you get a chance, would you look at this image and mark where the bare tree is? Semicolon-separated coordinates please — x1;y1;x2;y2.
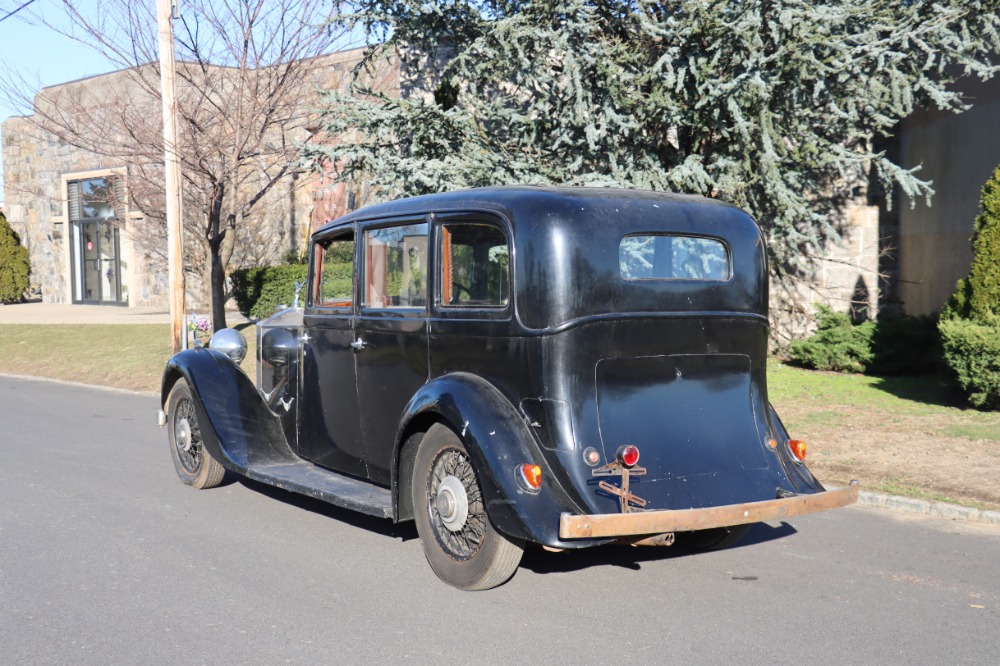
2;0;355;329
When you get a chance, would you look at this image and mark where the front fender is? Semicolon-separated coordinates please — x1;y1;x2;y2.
395;372;604;549
161;348;293;472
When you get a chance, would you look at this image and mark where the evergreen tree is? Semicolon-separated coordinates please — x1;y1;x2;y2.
306;0;1000;293
943;163;1000;322
0;212;30;303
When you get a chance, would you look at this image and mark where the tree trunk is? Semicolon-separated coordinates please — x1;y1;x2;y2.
209;246;227;331
206;190;228;331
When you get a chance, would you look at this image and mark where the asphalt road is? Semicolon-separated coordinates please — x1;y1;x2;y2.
2;376;998;665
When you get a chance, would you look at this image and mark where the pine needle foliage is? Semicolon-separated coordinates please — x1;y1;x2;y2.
305;0;1000;279
0;212;30;303
939;163;1000;409
942;163;1000;322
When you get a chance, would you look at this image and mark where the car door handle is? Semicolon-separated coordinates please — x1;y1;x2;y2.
351;337;368;351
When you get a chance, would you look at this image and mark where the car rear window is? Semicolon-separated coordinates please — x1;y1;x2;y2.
620;234;731;281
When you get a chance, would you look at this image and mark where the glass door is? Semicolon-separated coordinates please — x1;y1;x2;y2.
69;177;125;305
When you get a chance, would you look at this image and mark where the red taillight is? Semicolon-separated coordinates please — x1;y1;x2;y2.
518;464;542;491
788;439;807;462
617;445;640;468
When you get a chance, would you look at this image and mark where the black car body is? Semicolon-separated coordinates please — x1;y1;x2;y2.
159;186;857;589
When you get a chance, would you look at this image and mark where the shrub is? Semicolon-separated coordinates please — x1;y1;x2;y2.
788;305;875;372
868;313;942;376
0;212;30;303
939;318;1000;409
942;163;1000;322
230;264;308;320
938;164;1000;409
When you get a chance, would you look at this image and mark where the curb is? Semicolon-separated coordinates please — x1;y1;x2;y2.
857;490;1000;527
0;373;158;398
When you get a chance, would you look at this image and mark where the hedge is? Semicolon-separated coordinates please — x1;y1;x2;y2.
230;264;308;320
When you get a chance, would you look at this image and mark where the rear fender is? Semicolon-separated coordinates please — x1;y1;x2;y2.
393;372;600;548
161;348;293;472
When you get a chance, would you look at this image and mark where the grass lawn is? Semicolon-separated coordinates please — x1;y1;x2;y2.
0;324;257;393
769;361;1000;511
2;323;998;509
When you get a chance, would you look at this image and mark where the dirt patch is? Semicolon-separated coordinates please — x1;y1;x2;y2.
776;401;1000;512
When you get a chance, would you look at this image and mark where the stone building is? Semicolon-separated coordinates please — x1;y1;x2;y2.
1;46;397;310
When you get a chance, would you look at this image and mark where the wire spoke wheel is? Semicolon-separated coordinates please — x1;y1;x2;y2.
173;395;203;474
428;449;487;560
166;381;225;490
412;424;524;590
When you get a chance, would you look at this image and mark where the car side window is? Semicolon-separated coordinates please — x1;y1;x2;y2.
439;223;510;308
363;222;429;308
313;234;355;308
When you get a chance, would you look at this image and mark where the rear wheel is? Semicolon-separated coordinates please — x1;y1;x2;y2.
412;424;523;590
166;381;225;489
674;524;750;550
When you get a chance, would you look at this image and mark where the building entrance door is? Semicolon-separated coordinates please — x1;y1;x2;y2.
69;176;126;305
76;220;121;303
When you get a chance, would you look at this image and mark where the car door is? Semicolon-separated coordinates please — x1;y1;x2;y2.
353;219;430;485
298;229;368;478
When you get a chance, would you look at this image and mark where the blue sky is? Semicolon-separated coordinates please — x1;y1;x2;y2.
0;0;115;197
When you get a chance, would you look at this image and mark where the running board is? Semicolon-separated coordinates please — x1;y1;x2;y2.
243;461;393;519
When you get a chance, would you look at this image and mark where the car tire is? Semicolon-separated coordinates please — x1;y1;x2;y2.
166;381;226;490
674;524;750;550
412;423;524;591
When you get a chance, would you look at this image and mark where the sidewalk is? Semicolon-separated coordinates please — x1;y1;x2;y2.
0;301;248;325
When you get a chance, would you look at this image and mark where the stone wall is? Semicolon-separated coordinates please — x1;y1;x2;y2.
1;116;131;303
769;202;882;343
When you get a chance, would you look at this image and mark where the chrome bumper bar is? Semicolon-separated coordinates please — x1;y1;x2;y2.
559;482;859;540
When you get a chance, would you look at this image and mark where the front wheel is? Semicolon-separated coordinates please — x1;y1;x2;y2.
166;381;226;489
412;424;524;590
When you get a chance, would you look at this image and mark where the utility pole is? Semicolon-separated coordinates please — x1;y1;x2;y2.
157;0;185;353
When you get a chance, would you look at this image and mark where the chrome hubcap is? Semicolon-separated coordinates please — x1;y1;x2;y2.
176;418;192;453
435;475;469;532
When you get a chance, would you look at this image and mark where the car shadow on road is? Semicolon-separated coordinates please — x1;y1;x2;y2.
235;475;798;572
519;522;798;574
237;477;419;542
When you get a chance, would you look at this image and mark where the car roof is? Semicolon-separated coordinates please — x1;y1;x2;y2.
314;186;748;236
313;186;768;328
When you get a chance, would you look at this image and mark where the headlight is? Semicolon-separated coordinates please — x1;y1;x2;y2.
209;328;248;363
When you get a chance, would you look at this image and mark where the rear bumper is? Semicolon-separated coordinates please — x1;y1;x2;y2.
559;482;859;539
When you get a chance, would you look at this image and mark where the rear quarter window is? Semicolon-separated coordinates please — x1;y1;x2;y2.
620;234;731;281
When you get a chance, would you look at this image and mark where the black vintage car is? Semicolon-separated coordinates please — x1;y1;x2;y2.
159;186;857;590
